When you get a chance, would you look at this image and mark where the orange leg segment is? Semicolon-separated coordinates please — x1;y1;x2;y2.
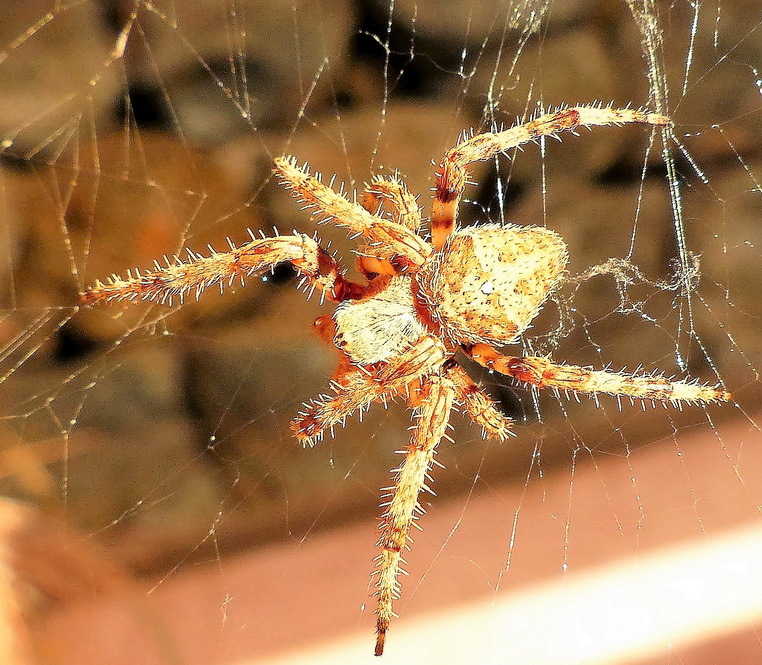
430;105;671;250
291;337;448;446
358;175;422;278
444;362;513;439
465;343;732;405
80;232;365;306
274;157;431;270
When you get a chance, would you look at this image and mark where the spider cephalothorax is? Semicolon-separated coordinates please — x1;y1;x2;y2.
82;105;731;655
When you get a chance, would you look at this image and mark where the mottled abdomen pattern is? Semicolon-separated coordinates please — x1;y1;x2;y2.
416;224;569;345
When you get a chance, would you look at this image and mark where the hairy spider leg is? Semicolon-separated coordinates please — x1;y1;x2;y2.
292;337;448;446
358;175;422;278
80;233;365;306
291;370;393;446
444;362;514;440
374;375;455;656
292;343;515;447
372;361;515;655
361;174;422;232
430;105;672;250
291;337;513;654
274;157;432;271
465;343;732;405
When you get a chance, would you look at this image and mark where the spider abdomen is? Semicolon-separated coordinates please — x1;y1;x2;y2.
416;224;568;346
333;276;428;365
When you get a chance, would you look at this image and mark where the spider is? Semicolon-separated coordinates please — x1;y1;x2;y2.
81;104;731;655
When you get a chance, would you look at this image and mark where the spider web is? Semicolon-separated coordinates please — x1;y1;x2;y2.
0;1;760;664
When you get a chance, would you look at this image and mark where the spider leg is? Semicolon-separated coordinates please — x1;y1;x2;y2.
292;337;448;446
291;369;393;446
80;232;365;306
444;361;514;440
374;374;455;656
372;359;510;655
357;175;423;278
361;174;421;232
274;157;432;271
465;343;732;405
431;104;671;250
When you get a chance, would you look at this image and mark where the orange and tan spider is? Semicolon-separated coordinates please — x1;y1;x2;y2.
82;104;731;655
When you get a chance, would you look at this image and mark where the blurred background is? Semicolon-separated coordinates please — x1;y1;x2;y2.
0;1;760;663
